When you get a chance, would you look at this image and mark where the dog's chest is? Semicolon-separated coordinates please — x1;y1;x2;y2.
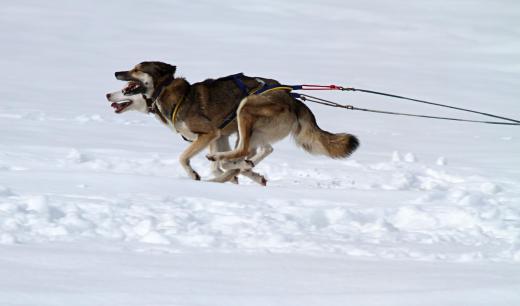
155;101;197;141
174;121;197;141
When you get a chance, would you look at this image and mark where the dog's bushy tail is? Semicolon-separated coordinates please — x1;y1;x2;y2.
293;99;359;158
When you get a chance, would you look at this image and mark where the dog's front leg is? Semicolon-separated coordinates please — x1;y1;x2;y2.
179;131;219;180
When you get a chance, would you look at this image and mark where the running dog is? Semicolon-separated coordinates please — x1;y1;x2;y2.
106;62;280;184
106;85;263;184
106;61;359;184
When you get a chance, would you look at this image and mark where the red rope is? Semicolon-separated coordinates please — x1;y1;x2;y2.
301;84;348;90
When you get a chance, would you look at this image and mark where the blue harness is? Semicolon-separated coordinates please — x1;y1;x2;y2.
217;73;300;129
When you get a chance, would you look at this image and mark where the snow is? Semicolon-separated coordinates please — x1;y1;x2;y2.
2;243;520;306
1;0;520;305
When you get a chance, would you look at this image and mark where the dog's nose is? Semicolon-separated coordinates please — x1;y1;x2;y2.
115;71;125;79
106;93;111;100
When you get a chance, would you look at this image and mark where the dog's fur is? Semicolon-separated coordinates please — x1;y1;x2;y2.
207;90;359;164
106;61;359;184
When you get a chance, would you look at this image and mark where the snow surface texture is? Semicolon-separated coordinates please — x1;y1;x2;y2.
1;0;520;305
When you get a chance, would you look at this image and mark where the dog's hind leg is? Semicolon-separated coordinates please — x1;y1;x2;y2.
209;169;267;186
206;99;255;162
209;136;230;176
207;94;288;162
208;169;240;183
219;145;272;171
216;147;269;186
245;144;273;168
179;131;220;180
209;136;239;184
240;170;267;186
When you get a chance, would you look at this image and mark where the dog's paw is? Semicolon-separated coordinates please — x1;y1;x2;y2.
241;170;267;186
190;171;201;181
243;159;255;170
206;154;217;162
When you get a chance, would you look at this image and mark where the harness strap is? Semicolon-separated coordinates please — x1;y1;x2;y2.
296;93;520;126
146;75;184;126
217;74;248;129
218;77;295;129
343;87;520;124
218;112;237;129
293;84;520;124
252;84;294;95
231;74;249;96
171;96;185;125
148;100;168;125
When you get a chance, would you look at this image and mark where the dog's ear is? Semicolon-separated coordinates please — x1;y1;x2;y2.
157;62;176;76
138;61;176;77
166;64;176;75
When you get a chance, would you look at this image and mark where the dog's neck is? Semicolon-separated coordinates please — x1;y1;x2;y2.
151;74;174;102
152;78;190;125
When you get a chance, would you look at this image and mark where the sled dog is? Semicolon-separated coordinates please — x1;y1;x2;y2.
106;61;359;184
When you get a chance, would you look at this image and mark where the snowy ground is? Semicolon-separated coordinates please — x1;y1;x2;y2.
1;0;520;305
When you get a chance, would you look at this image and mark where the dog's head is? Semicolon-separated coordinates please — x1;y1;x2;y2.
114;61;177;97
107;61;176;114
106;88;149;114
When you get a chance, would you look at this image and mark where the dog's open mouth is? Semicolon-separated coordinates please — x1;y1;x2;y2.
122;81;145;95
111;101;132;113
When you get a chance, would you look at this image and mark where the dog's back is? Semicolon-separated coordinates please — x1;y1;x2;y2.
188;75;280;127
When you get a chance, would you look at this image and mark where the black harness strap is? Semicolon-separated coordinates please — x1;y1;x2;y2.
218;112;238;129
342;87;520;124
232;73;249;96
296;93;520;126
217;74;300;129
218;73;251;129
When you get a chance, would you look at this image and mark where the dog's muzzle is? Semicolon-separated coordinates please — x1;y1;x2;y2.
115;71;132;81
122;81;146;95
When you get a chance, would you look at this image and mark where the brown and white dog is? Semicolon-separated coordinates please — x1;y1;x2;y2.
106;84;261;184
106;61;359;185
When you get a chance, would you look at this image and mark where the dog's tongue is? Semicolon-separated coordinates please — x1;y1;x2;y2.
111;101;131;113
110;102;121;111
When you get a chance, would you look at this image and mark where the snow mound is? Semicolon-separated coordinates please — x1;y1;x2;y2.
1;154;518;262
